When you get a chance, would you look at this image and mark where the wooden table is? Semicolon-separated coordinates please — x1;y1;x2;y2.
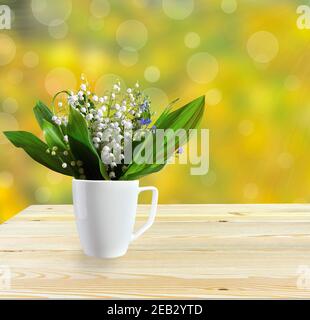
1;204;310;299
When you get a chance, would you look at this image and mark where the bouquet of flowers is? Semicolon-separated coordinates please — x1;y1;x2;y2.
4;75;205;180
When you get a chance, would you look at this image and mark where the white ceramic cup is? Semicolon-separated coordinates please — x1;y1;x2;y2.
72;179;158;258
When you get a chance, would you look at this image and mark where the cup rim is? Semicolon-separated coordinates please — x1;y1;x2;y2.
73;178;139;183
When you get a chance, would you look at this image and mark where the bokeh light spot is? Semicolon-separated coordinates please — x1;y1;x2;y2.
2;97;18;114
23;51;39;68
221;0;237;14
95;74;126;94
187;52;219;84
31;0;72;26
0;113;19;144
0;172;14;188
45;67;76;96
48;21;69;39
116;20;148;50
118;48;139;67
200;170;217;187
247;31;279;64
143;87;169;114
184;32;200;48
162;0;194;20
205;88;222;106
0;34;16;66
144;66;161;83
90;0;110;18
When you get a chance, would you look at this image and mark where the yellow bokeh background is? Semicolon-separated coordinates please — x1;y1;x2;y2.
1;0;310;222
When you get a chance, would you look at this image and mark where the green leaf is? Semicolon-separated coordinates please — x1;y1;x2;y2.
154;98;179;128
157;96;205;130
3;131;71;176
33;100;68;136
122;163;165;181
121;95;205;180
153;95;205;162
42;119;67;150
33;100;54;129
67;106;109;180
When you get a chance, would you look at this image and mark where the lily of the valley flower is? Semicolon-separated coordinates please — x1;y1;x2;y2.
51;76;154;179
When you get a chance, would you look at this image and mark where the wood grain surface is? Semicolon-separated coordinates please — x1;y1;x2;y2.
1;204;310;299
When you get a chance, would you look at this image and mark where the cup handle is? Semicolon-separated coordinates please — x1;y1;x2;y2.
131;186;158;242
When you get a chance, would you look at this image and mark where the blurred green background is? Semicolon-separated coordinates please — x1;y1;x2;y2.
1;0;310;222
